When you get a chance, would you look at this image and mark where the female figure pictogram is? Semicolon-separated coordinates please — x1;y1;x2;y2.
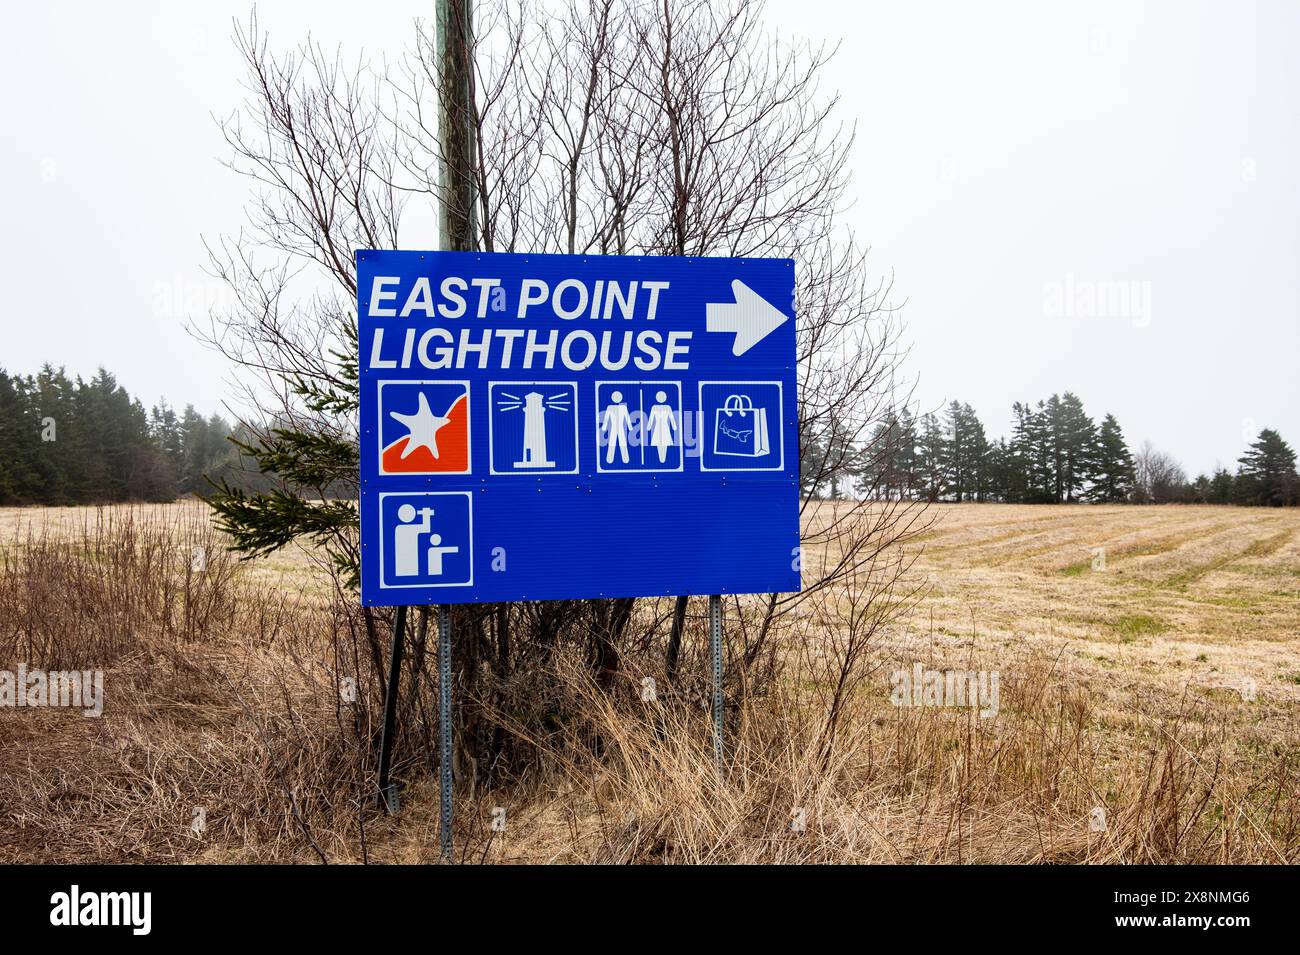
646;390;677;464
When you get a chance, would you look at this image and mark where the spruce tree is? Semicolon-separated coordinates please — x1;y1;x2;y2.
1235;429;1299;506
1208;466;1234;504
859;409;915;500
941;400;968;500
1014;400;1055;503
1007;402;1038;503
1056;392;1098;502
800;430;828;498
983;437;1011;502
917;413;947;502
150;401;184;474
964;403;991;501
895;408;919;497
1088;413;1135;502
207;336;362;581
0;371;36;503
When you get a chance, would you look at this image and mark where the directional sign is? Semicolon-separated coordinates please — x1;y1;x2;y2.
357;250;800;606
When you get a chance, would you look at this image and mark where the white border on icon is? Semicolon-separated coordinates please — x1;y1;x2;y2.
697;380;785;472
594;380;685;474
376;491;474;589
487;381;581;475
377;379;473;476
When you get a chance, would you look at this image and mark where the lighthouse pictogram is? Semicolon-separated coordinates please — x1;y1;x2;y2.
518;390;558;468
489;383;578;474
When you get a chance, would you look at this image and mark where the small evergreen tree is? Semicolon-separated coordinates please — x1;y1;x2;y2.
1235;428;1299;506
1208;466;1235;504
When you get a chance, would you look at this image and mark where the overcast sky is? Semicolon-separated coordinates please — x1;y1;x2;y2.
2;1;1296;475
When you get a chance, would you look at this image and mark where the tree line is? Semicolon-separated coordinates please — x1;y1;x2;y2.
5;367;1296;510
805;391;1300;507
0;365;241;505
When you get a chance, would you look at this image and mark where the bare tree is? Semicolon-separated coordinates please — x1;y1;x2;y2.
201;0;930;786
1134;440;1187;504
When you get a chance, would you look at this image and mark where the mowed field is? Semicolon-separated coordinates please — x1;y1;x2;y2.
866;504;1300;793
6;500;1295;668
1;499;1297;863
900;503;1300;704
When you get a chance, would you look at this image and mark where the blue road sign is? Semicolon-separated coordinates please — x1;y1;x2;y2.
358;250;800;605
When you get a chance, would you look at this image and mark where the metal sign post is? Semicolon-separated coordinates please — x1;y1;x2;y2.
437;605;454;860
710;594;724;778
376;604;407;811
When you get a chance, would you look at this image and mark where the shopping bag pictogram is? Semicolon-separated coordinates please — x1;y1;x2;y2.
713;394;770;457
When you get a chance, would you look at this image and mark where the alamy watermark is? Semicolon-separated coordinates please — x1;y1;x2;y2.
50;885;150;935
0;665;103;717
890;662;999;718
1043;273;1151;328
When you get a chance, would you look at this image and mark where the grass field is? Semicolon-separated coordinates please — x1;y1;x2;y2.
1;500;1297;863
885;506;1300;845
901;502;1300;711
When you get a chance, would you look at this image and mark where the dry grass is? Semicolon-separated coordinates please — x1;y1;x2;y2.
0;501;1296;863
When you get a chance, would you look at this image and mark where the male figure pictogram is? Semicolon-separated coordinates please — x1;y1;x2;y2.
600;390;632;464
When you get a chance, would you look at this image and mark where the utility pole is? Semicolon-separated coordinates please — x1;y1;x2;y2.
435;0;476;862
438;0;477;252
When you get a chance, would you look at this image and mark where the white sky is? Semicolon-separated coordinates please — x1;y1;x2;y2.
2;0;1296;475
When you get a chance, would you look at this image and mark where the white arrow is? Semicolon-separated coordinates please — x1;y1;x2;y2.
706;280;789;356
